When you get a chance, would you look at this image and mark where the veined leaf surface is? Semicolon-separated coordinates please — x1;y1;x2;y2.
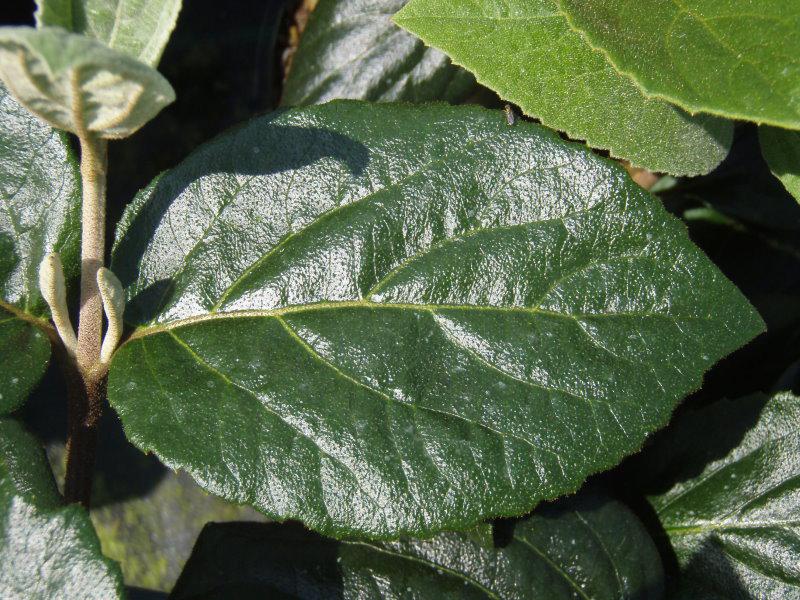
35;0;182;67
108;102;762;539
646;393;800;599
394;0;733;176
559;0;800;130
0;83;81;413
282;0;477;106
0;419;124;599
171;492;664;599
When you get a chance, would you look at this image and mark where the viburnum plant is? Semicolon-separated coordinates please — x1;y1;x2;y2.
0;0;798;598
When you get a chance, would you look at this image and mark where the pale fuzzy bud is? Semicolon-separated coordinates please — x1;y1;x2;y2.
38;253;78;357
98;268;126;365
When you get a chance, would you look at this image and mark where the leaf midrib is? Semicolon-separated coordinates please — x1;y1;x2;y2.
126;298;714;342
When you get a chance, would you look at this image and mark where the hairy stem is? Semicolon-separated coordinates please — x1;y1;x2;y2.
65;133;108;507
76;134;108;372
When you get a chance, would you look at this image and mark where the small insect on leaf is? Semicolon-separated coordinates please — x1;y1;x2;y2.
504;104;517;126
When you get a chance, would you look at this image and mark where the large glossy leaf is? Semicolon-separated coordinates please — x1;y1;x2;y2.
0;418;124;599
108;102;762;539
171;491;664;599
35;0;182;67
760;127;800;204
0;83;81;413
282;0;477;106
0;26;175;139
645;393;800;599
393;0;733;176
558;0;800;130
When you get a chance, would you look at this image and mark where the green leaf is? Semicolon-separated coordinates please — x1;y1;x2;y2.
171;491;664;599
0;26;175;139
0;83;81;413
558;0;800;130
646;393;800;598
282;0;477;107
393;0;733;176
108;102;762;539
760;127;800;204
0;418;124;599
35;0;182;67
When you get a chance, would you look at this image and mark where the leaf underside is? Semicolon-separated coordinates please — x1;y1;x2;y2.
0;26;175;139
394;0;733;176
171;491;664;600
0;419;124;599
282;0;477;107
35;0;182;67
109;102;762;539
0;83;81;413
558;0;800;130
647;392;800;599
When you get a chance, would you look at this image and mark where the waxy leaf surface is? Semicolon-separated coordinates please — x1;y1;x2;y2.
0;27;175;139
760;127;800;205
171;492;664;599
0;419;124;599
559;0;800;130
35;0;182;67
394;0;732;176
283;0;476;106
0;83;81;413
646;393;800;599
109;102;762;539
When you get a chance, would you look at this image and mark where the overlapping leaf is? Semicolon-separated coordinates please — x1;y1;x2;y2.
282;0;477;106
394;0;733;176
0;84;81;413
0;27;175;138
108;102;762;539
559;0;800;129
35;0;182;67
171;492;664;599
0;419;124;599
645;393;800;599
760;127;800;204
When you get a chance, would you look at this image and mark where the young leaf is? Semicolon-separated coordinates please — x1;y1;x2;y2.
0;419;124;599
393;0;733;176
645;393;800;598
171;492;664;599
0;83;81;413
108;102;762;539
759;127;800;204
35;0;182;67
282;0;477;106
558;0;800;130
0;26;175;139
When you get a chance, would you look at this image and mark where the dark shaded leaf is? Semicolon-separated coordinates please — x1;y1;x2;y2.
282;0;476;106
645;393;800;599
0;418;124;599
170;492;664;600
760;127;800;204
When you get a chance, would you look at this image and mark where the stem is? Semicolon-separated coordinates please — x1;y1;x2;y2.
76;134;108;373
64;133;108;507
